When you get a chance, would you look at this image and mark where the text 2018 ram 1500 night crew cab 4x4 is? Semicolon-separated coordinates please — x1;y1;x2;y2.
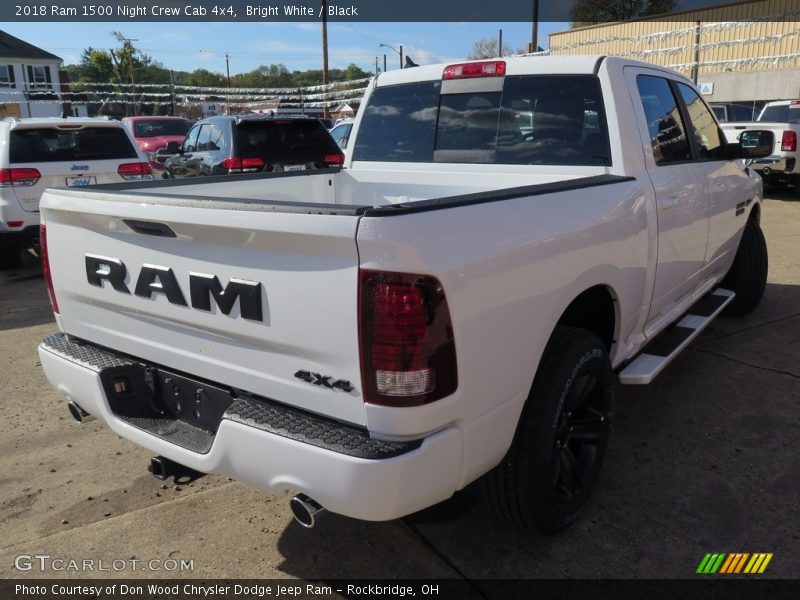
37;56;772;533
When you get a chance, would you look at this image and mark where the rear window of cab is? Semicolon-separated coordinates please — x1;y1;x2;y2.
10;127;138;163
352;75;611;166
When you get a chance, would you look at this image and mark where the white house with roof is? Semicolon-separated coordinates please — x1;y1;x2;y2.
0;30;63;119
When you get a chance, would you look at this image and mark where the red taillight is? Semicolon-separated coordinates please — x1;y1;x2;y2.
40;224;59;315
117;162;152;181
359;269;457;406
222;157;264;173
0;167;41;187
323;152;345;166
443;60;506;80
781;130;797;152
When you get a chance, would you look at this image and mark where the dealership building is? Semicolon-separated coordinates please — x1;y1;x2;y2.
549;0;799;110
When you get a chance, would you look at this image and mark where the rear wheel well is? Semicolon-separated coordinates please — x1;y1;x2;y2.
556;286;616;350
749;202;761;223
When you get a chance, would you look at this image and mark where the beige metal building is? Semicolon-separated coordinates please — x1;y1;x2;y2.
549;0;800;105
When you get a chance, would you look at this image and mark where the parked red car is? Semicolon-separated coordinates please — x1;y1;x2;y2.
121;116;190;171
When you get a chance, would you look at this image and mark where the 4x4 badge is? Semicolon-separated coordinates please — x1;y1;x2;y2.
294;370;355;393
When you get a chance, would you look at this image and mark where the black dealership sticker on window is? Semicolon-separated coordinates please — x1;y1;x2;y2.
6;1;795;22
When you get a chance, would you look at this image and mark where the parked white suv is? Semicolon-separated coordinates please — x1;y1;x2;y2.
0;117;152;269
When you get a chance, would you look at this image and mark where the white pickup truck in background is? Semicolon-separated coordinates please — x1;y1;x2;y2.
37;56;773;534
721;99;800;194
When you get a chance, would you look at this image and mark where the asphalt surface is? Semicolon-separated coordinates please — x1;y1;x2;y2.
1;193;798;586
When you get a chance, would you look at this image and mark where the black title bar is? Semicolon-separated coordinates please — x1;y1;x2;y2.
3;0;796;23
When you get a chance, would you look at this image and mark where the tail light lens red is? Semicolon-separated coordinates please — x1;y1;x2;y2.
117;162;152;181
359;269;457;406
40;224;59;315
0;167;41;187
781;130;797;152
323;153;345;167
443;61;506;80
222;157;265;173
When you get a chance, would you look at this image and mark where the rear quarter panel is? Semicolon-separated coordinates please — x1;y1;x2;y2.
356;178;648;485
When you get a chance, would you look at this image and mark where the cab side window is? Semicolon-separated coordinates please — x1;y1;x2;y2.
183;125;201;152
636;75;692;165
677;83;726;161
207;124;224;151
195;125;211;151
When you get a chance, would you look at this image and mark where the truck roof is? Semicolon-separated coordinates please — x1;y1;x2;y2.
121;116;189;122
375;55;684;87
1;116;122;130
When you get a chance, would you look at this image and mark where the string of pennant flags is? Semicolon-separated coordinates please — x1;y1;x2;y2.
546;9;800;53
64;76;374;94
7;83;371;108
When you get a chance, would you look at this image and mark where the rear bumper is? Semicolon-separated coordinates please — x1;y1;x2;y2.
38;333;463;521
0;224;39;247
0;190;39;240
749;156;797;176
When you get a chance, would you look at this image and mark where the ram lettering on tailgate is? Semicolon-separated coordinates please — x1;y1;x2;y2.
84;254;263;321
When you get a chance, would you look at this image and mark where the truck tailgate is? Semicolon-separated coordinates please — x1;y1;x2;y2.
40;188;366;426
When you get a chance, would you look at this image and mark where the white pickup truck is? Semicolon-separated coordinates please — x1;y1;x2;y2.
38;56;773;534
721;99;800;194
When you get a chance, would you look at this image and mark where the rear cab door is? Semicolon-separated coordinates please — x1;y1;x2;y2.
624;66;711;333
675;83;755;270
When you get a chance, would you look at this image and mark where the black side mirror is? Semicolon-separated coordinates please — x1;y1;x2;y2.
728;130;774;160
159;141;181;155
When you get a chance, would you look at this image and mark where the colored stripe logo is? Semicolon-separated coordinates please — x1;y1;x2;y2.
697;552;773;574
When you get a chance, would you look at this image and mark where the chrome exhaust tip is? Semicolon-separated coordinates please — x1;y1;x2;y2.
68;401;95;424
290;494;327;528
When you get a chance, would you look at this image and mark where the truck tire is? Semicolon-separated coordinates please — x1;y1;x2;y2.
721;219;768;316
0;242;22;270
481;325;612;534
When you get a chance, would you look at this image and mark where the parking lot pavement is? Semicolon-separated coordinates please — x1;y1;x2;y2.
0;194;797;582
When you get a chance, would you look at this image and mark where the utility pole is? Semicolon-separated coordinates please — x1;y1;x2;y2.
120;36;139;115
169;69;176;116
383;54;387;74
692;20;701;84
399;45;403;69
375;56;379;75
321;0;330;119
499;29;503;58
225;53;230;114
529;0;539;53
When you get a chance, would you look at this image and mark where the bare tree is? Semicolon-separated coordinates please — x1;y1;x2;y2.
570;0;676;26
467;37;518;60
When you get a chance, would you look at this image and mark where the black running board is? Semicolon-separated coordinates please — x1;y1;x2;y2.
618;288;734;384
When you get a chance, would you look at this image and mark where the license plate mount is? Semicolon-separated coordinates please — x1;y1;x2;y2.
156;368;234;432
66;175;97;187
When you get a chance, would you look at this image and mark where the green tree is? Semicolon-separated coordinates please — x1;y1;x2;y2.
570;0;676;26
341;63;371;80
184;68;226;87
75;48;116;83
